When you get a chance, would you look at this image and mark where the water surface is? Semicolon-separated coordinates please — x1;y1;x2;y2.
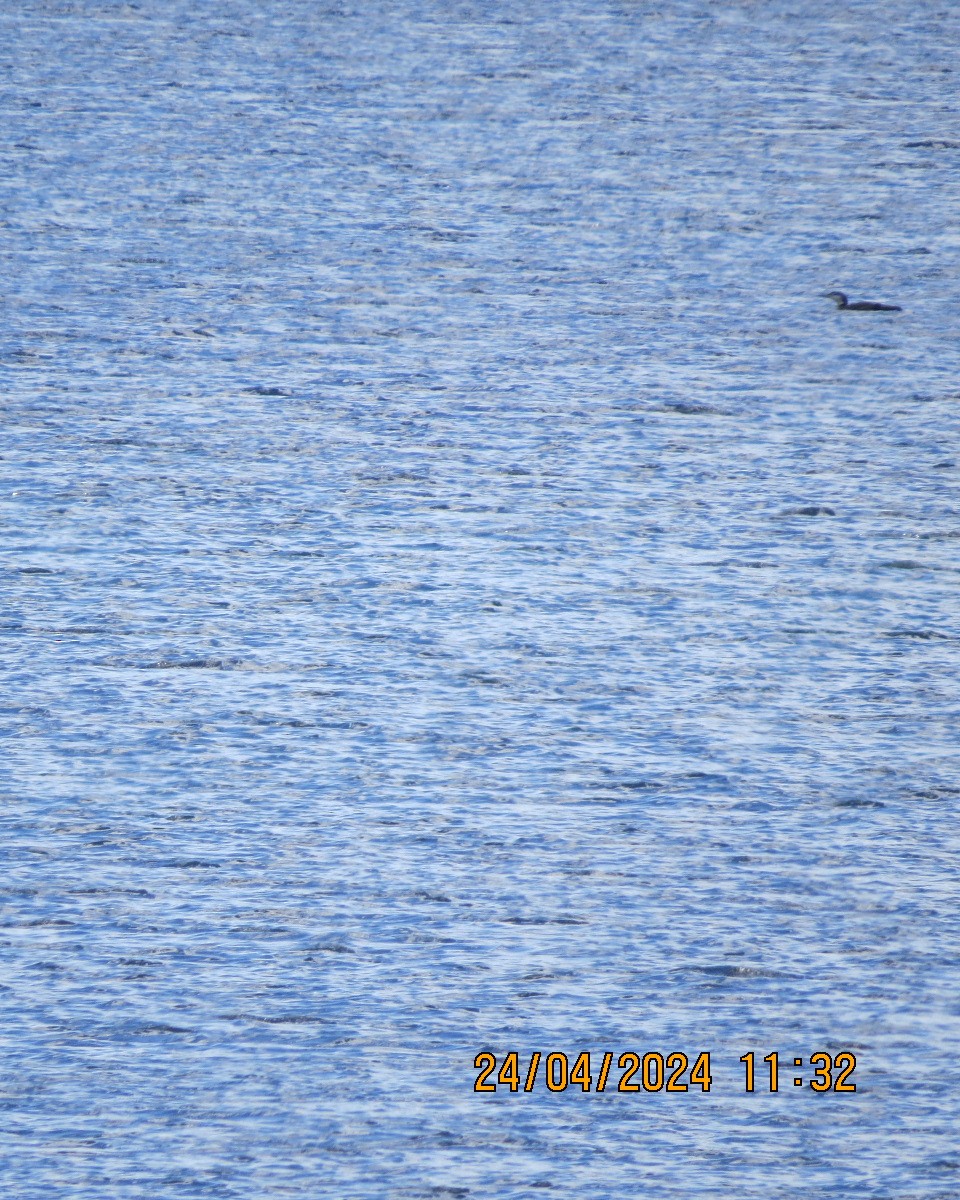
3;1;960;1196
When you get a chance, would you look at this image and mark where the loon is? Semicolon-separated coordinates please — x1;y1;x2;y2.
822;290;902;312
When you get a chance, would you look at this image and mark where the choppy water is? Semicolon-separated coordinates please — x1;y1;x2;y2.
3;1;960;1196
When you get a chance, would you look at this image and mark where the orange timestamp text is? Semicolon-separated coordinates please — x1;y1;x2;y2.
473;1050;858;1093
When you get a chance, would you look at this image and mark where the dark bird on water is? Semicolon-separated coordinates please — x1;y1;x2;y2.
822;290;902;312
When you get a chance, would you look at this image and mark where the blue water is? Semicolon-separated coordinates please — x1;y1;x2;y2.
3;0;960;1195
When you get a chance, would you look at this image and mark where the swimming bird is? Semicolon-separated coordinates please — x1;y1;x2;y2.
822;290;902;312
